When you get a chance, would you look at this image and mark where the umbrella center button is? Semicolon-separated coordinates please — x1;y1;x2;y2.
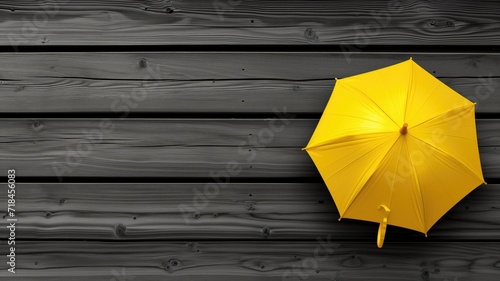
399;123;408;135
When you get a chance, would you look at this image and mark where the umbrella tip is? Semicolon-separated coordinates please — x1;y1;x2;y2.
399;123;409;135
338;217;342;221
425;233;428;238
410;57;413;60
335;77;338;81
301;147;306;151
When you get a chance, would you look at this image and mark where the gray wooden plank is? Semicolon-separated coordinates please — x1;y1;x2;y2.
0;241;498;280
0;119;498;178
0;53;499;81
0;53;499;114
1;77;498;113
0;183;497;241
1;0;500;46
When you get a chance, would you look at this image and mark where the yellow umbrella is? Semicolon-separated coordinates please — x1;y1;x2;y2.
303;58;486;248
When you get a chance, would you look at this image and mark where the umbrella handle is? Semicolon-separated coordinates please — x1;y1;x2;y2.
377;205;391;248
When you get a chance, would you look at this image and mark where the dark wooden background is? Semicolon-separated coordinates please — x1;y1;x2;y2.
0;0;499;280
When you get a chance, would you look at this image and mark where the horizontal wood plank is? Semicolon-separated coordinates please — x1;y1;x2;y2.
1;53;499;81
0;53;498;114
0;241;498;280
1;77;499;114
1;0;500;46
0;183;497;241
0;119;498;178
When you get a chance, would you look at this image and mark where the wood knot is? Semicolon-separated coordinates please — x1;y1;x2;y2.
193;212;200;219
245;201;256;211
32;120;43;131
115;224;126;238
163;259;181;272
169;259;181;267
164;264;173;273
187;242;199;251
421;269;430;281
261;226;271;238
429;19;455;28
138;58;148;69
45;212;53;218
304;28;319;42
166;8;174;14
59;198;66;204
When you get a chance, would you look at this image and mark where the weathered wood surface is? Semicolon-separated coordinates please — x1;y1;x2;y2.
0;52;498;113
0;241;498;280
1;0;500;46
0;53;499;81
0;183;497;241
1;77;498;114
0;119;498;178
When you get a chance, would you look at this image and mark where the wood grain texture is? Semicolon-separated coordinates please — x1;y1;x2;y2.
1;52;499;80
0;53;499;113
0;119;498;178
0;241;498;280
1;0;500;46
0;183;497;241
0;77;498;114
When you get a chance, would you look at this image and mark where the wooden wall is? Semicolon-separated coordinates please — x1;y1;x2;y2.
0;0;499;280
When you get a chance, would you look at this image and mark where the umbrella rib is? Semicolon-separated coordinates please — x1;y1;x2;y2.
341;134;402;216
410;134;485;183
403;136;427;233
403;59;414;122
304;131;396;150
323;134;398;182
410;104;474;130
406;82;442;125
325;113;391;125
341;82;400;128
387;137;405;211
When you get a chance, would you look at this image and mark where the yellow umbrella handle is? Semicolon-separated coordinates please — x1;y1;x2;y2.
377;205;391;248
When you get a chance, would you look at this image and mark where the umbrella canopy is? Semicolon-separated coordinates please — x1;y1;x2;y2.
303;58;485;248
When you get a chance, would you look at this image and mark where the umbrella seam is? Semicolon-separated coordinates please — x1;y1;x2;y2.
304;131;396;150
410;135;485;184
404;136;428;233
409;104;475;130
340;81;400;128
403;59;414;123
341;134;402;217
